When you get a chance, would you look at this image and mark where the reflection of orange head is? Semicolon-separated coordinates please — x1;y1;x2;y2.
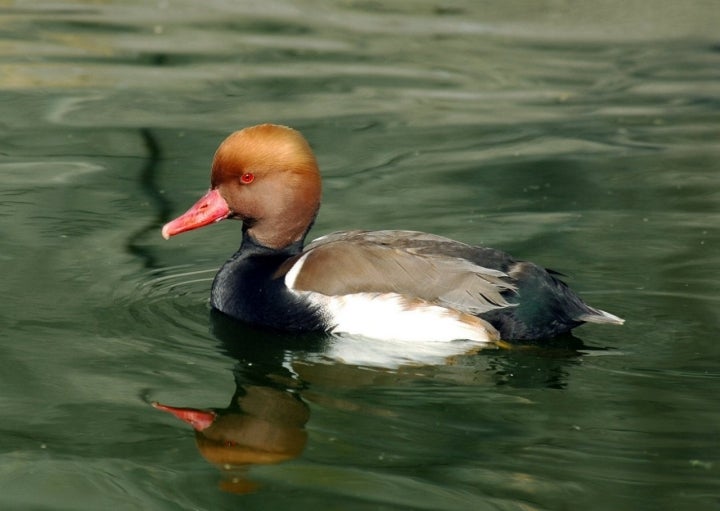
154;385;310;494
193;414;307;466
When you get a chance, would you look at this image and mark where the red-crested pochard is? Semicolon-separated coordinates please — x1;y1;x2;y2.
162;124;623;344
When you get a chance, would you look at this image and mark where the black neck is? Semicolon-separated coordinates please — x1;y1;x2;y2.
239;228;305;257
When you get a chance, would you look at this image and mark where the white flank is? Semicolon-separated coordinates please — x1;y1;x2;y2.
285;261;499;367
309;292;495;344
313;292;497;367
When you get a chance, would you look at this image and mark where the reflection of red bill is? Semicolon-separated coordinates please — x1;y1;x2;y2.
152;401;216;431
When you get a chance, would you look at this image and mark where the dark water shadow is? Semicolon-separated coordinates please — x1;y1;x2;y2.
481;334;613;389
210;309;330;369
125;128;172;269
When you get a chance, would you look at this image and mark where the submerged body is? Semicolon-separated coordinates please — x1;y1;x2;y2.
162;124;623;344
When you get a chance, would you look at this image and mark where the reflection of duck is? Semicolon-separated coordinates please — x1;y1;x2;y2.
154;384;308;494
162;124;623;347
155;314;600;494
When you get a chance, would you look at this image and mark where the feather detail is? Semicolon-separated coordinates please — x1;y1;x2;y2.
287;230;517;316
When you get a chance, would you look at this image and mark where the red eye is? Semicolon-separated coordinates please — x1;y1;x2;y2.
240;173;254;184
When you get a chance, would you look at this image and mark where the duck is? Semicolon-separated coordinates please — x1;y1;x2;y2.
162;123;623;345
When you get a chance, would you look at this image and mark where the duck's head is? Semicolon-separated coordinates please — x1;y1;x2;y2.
162;124;322;249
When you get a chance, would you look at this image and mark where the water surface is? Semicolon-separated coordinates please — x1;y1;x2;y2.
1;1;719;510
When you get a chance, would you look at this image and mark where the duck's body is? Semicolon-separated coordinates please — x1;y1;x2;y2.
162;124;623;344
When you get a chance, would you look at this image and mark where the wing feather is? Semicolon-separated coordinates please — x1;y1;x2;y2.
289;230;516;315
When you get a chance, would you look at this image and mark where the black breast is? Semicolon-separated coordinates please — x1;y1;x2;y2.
210;235;325;331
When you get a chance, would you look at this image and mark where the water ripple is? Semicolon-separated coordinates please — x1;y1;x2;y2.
116;265;216;341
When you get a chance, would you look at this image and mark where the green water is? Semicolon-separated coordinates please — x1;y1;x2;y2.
1;1;719;509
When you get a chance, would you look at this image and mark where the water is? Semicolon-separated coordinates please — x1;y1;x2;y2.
1;1;719;509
